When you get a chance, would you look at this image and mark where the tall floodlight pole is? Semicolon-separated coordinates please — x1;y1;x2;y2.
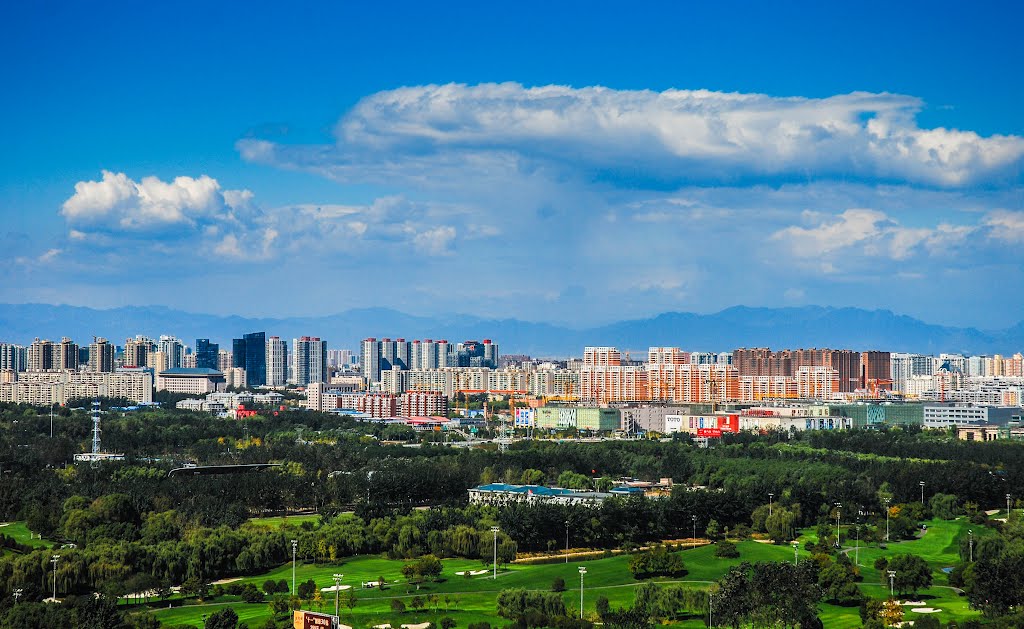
709;592;714;628
768;493;774;517
888;570;896;598
835;503;842;548
578;566;587;619
692;514;697;541
51;554;60;601
50;402;55;438
491;526;499;579
792;541;799;566
291;539;298;595
920;481;925;505
969;530;974;562
884;498;891;541
333;573;343;618
1008;494;1013;520
13;588;22;605
565;520;570;564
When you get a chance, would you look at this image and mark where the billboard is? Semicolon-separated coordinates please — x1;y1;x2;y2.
294;610;339;629
514;408;535;427
697;428;723;438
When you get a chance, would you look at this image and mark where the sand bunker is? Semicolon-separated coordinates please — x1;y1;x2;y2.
320;584;353;592
402;623;432;629
911;607;941;614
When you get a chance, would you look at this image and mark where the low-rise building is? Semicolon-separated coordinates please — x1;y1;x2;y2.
156;368;226;395
534;406;620;431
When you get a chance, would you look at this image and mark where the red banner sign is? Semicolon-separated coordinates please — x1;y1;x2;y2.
697;428;723;438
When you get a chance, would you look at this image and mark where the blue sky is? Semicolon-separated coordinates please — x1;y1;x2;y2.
2;1;1022;328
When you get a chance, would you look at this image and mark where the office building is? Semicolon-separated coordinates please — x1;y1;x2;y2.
232;332;267;387
156;368;226;395
266;336;288;387
195;339;219;370
158;336;184;370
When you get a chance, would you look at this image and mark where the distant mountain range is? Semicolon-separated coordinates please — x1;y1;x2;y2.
0;303;1020;356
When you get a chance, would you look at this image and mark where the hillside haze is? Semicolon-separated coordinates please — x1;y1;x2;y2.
0;303;1018;356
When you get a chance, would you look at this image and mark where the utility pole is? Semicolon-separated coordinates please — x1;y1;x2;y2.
578;566;587;619
291;539;298;595
51;554;60;601
491;526;499;579
834;502;842;548
884;497;891;542
565;520;570;564
333;573;343;618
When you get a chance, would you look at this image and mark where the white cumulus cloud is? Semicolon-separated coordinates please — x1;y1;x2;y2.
240;83;1024;188
62;170;253;230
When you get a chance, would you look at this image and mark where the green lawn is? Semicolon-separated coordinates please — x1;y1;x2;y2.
0;521;57;549
244;514;324;530
142;518;988;628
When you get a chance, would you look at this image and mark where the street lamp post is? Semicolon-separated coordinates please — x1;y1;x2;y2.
920;481;925;505
13;588;22;605
855;513;860;566
834;503;842;548
969;530;974;562
792;541;799;566
888;570;896;598
578;566;587;619
1007;494;1013;520
491;526;499;579
884;497;891;542
768;492;774;517
709;592;714;628
692;514;697;541
291;539;298;595
51;554;60;601
333;573;343;618
565;520;570;564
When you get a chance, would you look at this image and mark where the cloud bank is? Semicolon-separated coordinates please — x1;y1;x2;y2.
240;83;1024;187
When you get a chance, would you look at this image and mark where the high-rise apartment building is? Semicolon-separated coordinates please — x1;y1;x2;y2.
861;351;892;391
195;339;219;370
217;350;233;371
891;353;934;393
124;336;156;368
361;338;382;384
88;337;115;372
294;336;327;386
0;343;26;372
266;336;288;387
57;337;79;371
27;339;55;371
158;336;184;370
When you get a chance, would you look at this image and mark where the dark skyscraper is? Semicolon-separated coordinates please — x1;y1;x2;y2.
232;338;247;368
244;331;266;387
195;339;219;370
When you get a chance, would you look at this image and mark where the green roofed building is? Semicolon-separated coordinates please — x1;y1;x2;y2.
535;406;620;431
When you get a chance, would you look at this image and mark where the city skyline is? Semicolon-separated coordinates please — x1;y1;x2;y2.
2;2;1023;328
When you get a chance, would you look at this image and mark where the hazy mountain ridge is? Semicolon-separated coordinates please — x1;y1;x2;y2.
0;303;1019;356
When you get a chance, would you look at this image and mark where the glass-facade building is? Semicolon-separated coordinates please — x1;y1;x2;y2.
230;332;267;387
195;339;219;370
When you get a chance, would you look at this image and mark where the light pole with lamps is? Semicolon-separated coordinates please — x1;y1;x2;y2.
13;588;22;605
888;570;896;598
578;566;587;619
920;481;925;505
768;492;774;517
565;520;570;564
709;591;714;628
884;497;891;541
691;514;697;541
969;530;974;562
491;526;499;579
792;541;799;566
1008;494;1013;520
51;554;60;601
333;573;343;618
834;503;842;548
291;539;298;595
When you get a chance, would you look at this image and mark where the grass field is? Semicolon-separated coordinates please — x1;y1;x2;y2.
143;518;986;628
245;514;323;529
0;521;57;549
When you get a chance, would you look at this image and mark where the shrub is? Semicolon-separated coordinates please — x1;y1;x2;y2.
551;577;566;592
713;541;740;559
